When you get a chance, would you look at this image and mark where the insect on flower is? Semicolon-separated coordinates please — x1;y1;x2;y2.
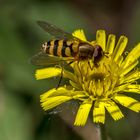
35;29;140;126
31;21;106;67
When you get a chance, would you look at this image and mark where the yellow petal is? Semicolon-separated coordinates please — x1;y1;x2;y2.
35;67;61;80
119;60;138;77
113;84;128;93
93;101;105;124
40;87;70;100
40;87;86;102
121;43;140;69
35;67;75;81
69;80;82;89
105;100;124;121
68;90;86;99
114;94;140;112
74;102;92;126
122;70;140;83
96;30;106;51
106;34;116;54
112;36;128;62
72;29;87;41
116;55;124;67
41;96;72;111
123;84;140;94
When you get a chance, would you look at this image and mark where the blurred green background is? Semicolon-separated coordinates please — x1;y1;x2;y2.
0;0;140;140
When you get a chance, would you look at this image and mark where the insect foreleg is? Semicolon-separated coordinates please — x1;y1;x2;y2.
88;60;93;70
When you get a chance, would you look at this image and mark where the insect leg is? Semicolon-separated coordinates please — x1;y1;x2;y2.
55;61;74;89
56;66;63;89
88;60;93;70
104;51;109;58
67;61;74;65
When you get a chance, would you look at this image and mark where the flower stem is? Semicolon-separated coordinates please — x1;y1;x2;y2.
99;124;108;140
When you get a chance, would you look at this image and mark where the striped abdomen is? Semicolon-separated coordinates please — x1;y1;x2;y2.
42;39;79;57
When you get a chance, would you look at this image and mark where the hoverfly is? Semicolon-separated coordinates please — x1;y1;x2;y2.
31;21;104;67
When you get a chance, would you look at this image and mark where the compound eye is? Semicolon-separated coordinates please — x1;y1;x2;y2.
93;46;101;57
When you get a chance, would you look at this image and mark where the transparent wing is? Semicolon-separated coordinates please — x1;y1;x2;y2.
30;52;74;66
37;20;82;41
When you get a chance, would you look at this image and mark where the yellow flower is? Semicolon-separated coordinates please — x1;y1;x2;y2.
35;29;140;126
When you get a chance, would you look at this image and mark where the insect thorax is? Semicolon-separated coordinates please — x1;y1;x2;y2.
78;44;94;60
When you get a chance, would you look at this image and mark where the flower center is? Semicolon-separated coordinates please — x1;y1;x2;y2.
74;57;120;100
89;73;105;82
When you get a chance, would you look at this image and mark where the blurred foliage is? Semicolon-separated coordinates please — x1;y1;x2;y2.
0;0;140;140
